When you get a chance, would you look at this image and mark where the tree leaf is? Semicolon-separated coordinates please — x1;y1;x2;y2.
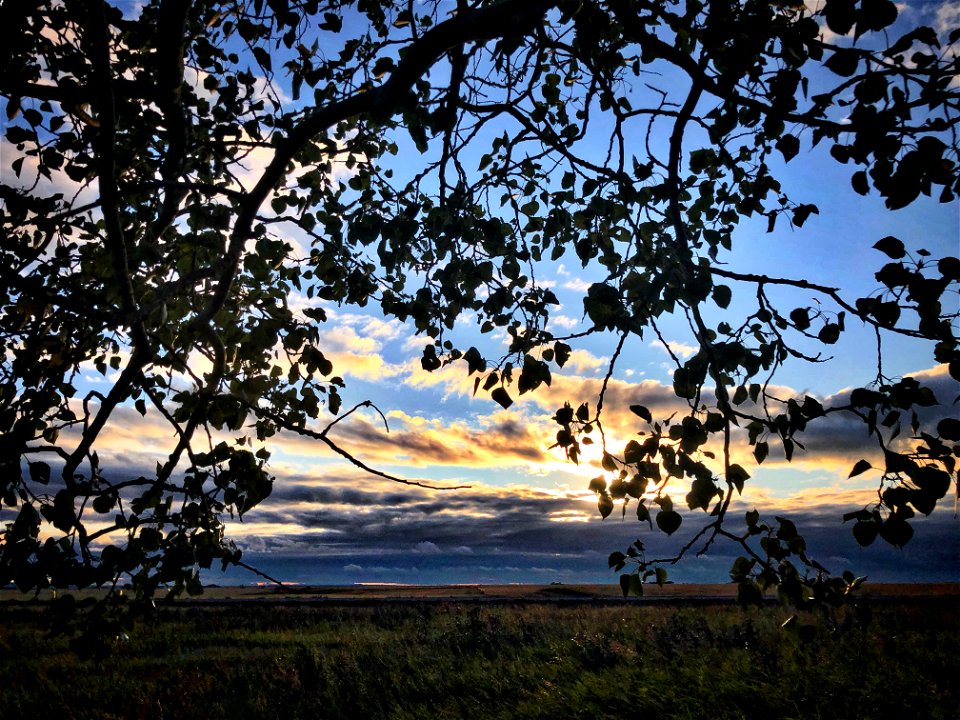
879;516;913;548
825;49;860;76
848;459;872;478
655;509;682;535
872;236;906;259
28;462;50;485
712;284;732;309
490;387;513;409
776;134;800;162
727;464;750;494
753;441;769;465
629;404;652;423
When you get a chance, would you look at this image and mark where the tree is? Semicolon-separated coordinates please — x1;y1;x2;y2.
1;0;957;639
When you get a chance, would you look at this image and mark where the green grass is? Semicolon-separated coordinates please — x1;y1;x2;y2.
1;601;956;719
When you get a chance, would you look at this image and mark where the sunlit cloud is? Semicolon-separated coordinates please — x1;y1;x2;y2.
933;1;959;36
562;349;609;375
562;278;593;292
651;339;698;360
551;314;580;329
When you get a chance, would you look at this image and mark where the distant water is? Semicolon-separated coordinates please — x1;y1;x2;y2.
201;540;959;587
202;551;626;587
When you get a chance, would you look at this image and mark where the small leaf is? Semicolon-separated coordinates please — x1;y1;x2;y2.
872;236;906;259
598;493;614;519
252;45;272;72
92;494;115;514
753;441;769;465
712;284;732;309
775;516;798;541
789;308;810;331
848;459;872;478
655;509;682;535
629;404;652;423
727;464;750;494
824;0;856;36
29;462;50;485
776;134;800;162
576;403;590;422
608;551;626;569
825;49;860;76
851;170;869;195
853;522;880;547
588;476;607;493
879;516;913;548
490;387;513;409
938;418;960;441
818;323;841;344
732;385;748;405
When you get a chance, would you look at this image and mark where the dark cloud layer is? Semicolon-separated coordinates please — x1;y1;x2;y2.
235;474;959;584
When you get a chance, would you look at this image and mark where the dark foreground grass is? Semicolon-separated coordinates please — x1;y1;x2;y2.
1;600;956;719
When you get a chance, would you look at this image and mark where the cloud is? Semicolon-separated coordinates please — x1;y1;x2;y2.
551;314;580;329
414;540;442;554
29;408;960;584
562;278;593;292
651;339;698;360
63;351;958;508
219;457;959;582
934;1;960;37
312;409;553;469
562;349;609;375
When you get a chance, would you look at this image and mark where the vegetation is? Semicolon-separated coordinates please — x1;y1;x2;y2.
1;599;958;719
1;0;958;635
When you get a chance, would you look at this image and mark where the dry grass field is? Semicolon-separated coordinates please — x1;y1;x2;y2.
1;583;957;719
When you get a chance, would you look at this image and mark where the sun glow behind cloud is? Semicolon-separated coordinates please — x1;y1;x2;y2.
67;300;959;583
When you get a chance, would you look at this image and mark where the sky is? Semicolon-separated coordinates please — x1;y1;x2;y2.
6;0;960;587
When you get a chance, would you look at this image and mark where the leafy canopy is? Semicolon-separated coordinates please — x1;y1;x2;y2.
1;0;958;638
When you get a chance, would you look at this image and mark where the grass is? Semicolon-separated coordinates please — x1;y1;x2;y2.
1;598;956;719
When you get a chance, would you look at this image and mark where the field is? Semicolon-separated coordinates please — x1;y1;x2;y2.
1;584;957;719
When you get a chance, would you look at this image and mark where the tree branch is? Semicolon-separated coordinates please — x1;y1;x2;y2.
707;266;929;339
251;405;468;491
193;0;556;329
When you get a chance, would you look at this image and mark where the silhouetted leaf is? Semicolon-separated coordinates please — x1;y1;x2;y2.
848;459;872;478
776;134;800;161
872;236;906;259
753;441;769;464
490;387;513;409
879;516;913;548
629;404;652;423
825;49;859;76
28;462;50;485
655;509;682;535
937;417;960;440
824;0;856;36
